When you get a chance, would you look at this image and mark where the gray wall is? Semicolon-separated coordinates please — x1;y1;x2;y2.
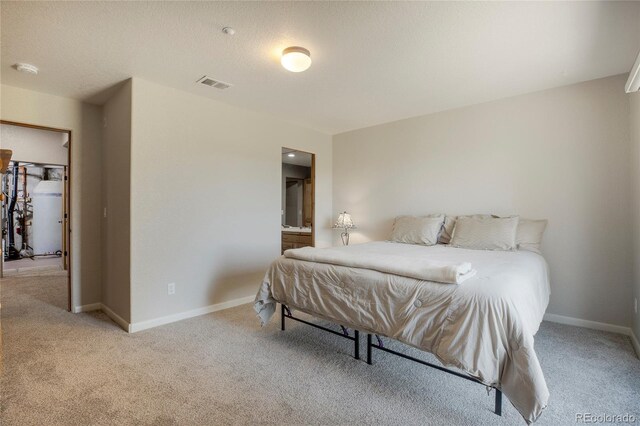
102;80;132;322
129;78;332;325
333;75;634;328
630;90;640;342
0;124;68;166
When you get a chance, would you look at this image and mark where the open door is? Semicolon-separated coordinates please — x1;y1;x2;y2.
0;120;72;312
281;148;315;253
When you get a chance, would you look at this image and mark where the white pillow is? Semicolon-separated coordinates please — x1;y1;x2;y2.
438;216;456;244
438;214;492;244
391;215;445;246
516;219;547;254
450;216;519;251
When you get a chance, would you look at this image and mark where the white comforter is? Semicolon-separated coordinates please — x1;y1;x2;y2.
254;242;550;423
284;244;476;284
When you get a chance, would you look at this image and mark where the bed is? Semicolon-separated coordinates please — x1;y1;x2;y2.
254;241;550;423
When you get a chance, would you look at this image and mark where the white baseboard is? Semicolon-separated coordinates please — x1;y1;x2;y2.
129;295;255;333
630;330;640;359
100;303;131;332
72;296;254;333
543;313;631;335
79;298;640;358
544;313;639;359
72;302;101;313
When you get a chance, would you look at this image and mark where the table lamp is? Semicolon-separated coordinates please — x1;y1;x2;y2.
333;211;355;246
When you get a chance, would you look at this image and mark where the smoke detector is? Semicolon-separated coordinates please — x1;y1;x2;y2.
196;75;232;90
15;63;39;75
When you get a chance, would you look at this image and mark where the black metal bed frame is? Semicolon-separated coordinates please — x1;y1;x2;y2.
281;303;503;416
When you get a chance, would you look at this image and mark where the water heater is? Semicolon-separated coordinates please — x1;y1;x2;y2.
32;180;63;255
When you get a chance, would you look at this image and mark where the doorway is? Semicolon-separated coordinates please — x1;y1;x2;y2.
281;148;315;254
0;121;72;311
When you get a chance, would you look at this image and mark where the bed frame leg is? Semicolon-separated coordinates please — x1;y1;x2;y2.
354;330;360;360
495;389;502;416
366;333;372;365
280;304;285;331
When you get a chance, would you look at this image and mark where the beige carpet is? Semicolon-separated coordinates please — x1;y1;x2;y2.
1;273;639;425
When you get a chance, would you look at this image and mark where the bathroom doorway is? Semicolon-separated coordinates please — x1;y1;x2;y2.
281;148;315;254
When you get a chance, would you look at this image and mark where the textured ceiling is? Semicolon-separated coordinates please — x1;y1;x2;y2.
2;1;639;134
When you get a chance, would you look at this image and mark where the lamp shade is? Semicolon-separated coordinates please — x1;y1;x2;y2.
333;211;355;229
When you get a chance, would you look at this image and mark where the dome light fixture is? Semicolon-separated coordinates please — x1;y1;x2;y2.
281;46;311;73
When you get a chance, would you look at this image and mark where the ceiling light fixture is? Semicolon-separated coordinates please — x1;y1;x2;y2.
281;46;311;73
288;153;295;158
15;63;38;75
222;27;235;36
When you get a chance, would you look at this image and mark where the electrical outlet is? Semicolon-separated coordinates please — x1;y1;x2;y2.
168;283;175;296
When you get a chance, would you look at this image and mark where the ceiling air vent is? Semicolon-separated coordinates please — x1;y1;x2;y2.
196;75;232;90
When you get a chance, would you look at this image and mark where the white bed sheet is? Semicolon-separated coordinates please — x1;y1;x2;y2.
254;242;550;423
